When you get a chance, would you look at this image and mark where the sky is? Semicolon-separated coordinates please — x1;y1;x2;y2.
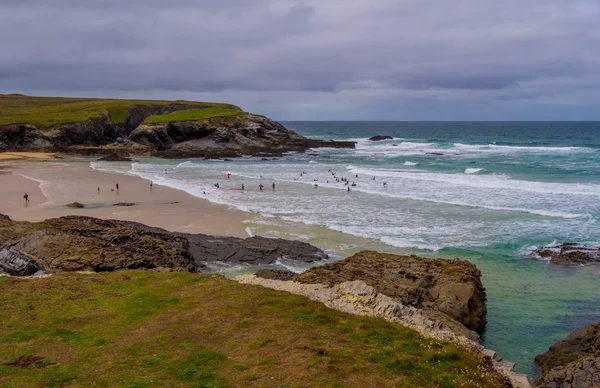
1;0;599;120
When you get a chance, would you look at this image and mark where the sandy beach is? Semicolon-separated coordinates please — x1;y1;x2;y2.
0;152;54;161
0;160;249;237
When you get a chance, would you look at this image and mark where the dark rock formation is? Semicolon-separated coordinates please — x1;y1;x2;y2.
0;215;327;275
368;135;393;141
0;214;10;221
113;203;135;207
293;250;487;334
256;269;297;281
0;248;47;276
97;155;133;162
0;103;353;158
534;243;600;265
184;234;327;268
132;114;355;158
65;202;85;208
535;322;600;387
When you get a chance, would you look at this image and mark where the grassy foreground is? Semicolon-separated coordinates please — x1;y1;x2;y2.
0;94;242;127
0;272;506;388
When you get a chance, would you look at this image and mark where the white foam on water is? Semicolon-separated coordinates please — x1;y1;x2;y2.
404;161;418;166
464;168;484;174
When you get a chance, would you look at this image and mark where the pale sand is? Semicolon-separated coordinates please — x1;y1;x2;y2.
0;160;248;237
0;152;54;161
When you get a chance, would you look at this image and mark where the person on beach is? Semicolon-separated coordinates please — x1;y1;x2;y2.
116;183;119;191
272;182;275;190
150;181;153;189
97;187;100;193
242;184;245;191
347;187;351;192
227;172;231;179
23;193;29;202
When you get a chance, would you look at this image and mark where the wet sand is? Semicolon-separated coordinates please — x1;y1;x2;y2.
0;152;54;161
0;160;248;237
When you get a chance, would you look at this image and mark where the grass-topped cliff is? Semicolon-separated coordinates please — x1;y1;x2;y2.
0;94;243;127
0;272;506;387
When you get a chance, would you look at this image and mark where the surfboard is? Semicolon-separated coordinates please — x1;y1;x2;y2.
230;188;242;190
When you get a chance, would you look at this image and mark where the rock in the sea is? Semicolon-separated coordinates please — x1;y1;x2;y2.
113;202;136;207
293;250;487;333
256;269;297;281
0;214;10;221
65;202;85;208
0;216;327;275
0;248;47;276
535;322;600;387
534;243;600;265
368;135;393;141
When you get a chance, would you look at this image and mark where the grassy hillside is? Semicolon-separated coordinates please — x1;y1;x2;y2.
0;94;242;128
0;272;506;387
144;108;245;124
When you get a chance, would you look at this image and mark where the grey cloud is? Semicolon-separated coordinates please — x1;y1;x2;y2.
0;0;599;119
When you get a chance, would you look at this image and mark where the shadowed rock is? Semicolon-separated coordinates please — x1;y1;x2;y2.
293;250;487;334
0;248;47;276
368;135;393;141
535;322;600;387
113;203;135;207
97;155;132;162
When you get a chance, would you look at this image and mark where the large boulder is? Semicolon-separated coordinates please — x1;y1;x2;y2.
0;215;327;275
534;243;600;265
535;322;600;387
293;250;487;333
0;248;47;276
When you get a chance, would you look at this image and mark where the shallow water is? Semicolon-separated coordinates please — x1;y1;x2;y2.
93;121;600;376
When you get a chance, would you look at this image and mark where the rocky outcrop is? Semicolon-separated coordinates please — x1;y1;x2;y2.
132;114;355;158
184;234;327;267
0;215;327;274
293;250;487;334
234;275;533;388
1;103;354;157
0;248;47;276
535;322;600;387
368;135;393;141
97;155;133;162
534;243;600;265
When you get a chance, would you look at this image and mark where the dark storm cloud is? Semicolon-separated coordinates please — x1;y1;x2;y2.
0;0;599;119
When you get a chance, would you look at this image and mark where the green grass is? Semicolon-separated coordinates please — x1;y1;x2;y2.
0;94;242;128
143;108;245;124
0;272;506;387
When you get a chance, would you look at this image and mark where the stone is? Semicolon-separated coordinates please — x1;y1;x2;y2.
113;202;136;207
535;322;600;387
293;250;487;333
0;214;10;221
368;135;393;141
97;155;132;162
65;202;85;208
256;269;297;281
533;243;600;265
0;248;47;276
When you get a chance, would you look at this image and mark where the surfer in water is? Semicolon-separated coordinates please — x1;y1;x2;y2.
259;184;264;191
242;184;245;191
272;182;275;190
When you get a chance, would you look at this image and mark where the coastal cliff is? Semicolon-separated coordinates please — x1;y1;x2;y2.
0;94;354;157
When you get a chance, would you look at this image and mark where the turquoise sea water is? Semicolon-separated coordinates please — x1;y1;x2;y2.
93;121;600;376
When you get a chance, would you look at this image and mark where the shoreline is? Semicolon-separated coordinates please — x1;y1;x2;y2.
0;160;249;238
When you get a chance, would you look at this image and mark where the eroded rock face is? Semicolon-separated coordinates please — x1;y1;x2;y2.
0;215;327;275
293;250;487;333
534;243;600;265
535;322;600;387
132;114;355;158
255;269;297;281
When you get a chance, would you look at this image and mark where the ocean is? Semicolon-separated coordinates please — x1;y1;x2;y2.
92;121;600;376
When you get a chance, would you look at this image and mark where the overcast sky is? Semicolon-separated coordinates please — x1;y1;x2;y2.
1;0;599;120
